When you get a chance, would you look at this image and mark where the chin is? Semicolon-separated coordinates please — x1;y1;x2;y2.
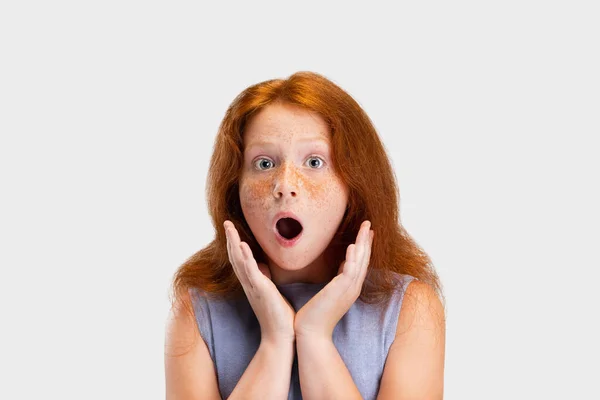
268;255;310;271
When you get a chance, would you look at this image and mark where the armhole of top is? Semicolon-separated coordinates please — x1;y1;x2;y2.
389;274;418;341
187;287;215;362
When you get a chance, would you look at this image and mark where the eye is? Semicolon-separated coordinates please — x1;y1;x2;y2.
252;156;326;171
306;156;325;169
253;158;274;171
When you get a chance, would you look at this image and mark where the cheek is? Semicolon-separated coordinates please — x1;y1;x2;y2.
239;173;348;212
240;179;271;211
307;176;348;210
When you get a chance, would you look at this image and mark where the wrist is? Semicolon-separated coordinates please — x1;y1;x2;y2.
295;331;333;345
260;333;296;349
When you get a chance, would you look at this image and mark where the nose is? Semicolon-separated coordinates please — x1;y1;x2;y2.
273;162;299;199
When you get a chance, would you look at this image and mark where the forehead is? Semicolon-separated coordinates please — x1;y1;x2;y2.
243;103;331;147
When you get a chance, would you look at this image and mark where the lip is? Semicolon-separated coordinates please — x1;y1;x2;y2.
273;211;304;248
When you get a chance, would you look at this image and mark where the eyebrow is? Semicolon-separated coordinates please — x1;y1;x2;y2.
245;137;330;151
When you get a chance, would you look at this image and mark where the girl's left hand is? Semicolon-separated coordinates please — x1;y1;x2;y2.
294;220;374;340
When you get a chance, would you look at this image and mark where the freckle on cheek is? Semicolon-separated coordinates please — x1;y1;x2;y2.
246;181;272;209
243;173;344;212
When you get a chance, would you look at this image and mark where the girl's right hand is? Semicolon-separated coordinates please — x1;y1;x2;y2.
224;220;296;345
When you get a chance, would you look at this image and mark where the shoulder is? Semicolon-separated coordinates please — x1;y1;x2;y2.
396;279;445;338
165;288;201;357
164;288;221;399
377;279;445;398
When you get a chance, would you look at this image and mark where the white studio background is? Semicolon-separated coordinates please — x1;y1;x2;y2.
1;1;598;399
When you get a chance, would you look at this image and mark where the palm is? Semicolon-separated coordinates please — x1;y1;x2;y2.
293;220;373;340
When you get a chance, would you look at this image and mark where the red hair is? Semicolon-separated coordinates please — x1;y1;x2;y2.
169;71;443;311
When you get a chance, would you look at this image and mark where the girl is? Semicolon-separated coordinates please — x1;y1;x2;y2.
165;71;445;399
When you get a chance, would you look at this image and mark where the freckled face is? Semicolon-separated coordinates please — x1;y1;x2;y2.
239;103;349;280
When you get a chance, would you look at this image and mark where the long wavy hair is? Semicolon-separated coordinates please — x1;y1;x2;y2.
169;71;444;314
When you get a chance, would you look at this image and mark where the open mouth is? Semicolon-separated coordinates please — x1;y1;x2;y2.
276;217;303;240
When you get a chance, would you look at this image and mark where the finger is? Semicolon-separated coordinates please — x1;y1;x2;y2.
239;242;256;289
351;222;370;277
257;262;272;280
343;244;353;273
224;221;235;262
224;224;241;280
358;230;373;282
358;227;372;266
343;244;359;282
229;224;248;268
224;222;234;268
224;223;238;266
337;259;346;275
242;243;271;291
354;221;370;264
225;223;250;287
352;245;361;281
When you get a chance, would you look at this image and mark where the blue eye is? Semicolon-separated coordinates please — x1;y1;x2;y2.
253;156;325;171
306;156;325;169
254;158;274;170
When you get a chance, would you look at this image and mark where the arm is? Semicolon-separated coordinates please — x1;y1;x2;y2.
165;291;222;400
165;289;295;400
293;221;374;399
296;335;362;399
222;222;297;399
377;281;446;400
228;338;295;400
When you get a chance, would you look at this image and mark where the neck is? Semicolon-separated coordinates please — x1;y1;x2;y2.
266;250;338;286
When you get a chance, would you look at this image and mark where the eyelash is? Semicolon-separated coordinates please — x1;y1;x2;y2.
253;155;326;171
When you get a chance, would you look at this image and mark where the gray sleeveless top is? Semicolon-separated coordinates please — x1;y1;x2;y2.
189;272;416;400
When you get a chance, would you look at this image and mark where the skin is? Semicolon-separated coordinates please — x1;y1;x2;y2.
165;102;443;399
226;101;375;341
221;103;444;398
238;102;352;285
223;218;373;342
223;218;374;398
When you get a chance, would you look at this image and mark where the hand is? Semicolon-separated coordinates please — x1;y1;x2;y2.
224;220;296;344
294;220;374;340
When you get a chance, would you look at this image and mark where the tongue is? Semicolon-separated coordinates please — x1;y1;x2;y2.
276;218;303;239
